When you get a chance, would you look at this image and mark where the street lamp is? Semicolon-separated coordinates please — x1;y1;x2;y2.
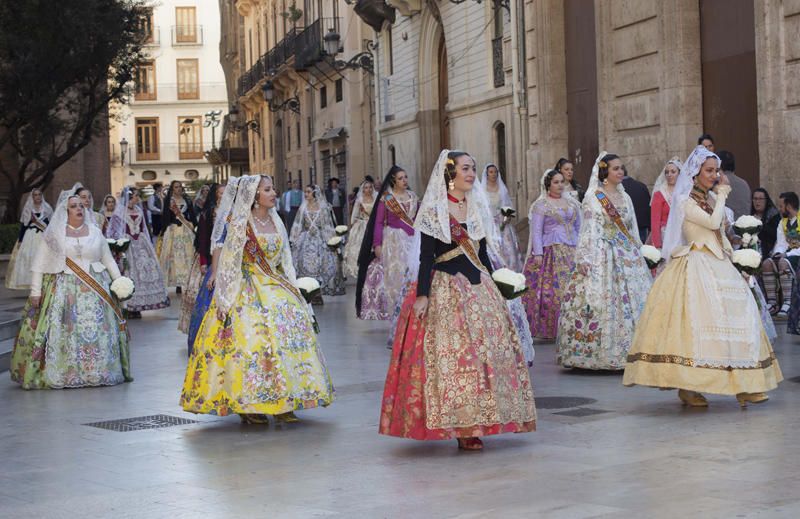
321;28;375;75
228;105;261;134
204;109;223;148
119;138;129;166
262;81;300;114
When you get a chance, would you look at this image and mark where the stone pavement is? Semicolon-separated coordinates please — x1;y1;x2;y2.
0;291;799;518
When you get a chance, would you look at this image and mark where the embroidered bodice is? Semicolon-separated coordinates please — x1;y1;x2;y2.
673;187;732;260
529;199;581;255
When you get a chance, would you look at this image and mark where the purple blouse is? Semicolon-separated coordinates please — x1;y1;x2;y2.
529;201;581;256
373;199;415;246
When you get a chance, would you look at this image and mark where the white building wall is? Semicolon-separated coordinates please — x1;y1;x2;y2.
110;0;228;193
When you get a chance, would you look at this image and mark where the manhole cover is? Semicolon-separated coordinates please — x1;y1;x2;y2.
84;414;197;432
536;396;597;409
552;408;611;418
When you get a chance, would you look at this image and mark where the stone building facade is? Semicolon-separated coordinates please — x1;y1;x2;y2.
356;0;798;234
229;0;377;208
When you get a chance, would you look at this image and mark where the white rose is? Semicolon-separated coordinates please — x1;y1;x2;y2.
110;276;135;300
327;236;343;247
335;225;348;235
296;277;321;293
640;245;662;263
734;215;762;229
732;249;762;269
116;238;130;246
106;238;116;245
492;268;527;292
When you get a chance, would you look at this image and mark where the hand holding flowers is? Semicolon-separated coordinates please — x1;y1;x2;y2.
492;268;527;299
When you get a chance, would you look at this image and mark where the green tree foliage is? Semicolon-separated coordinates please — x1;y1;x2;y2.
0;0;148;221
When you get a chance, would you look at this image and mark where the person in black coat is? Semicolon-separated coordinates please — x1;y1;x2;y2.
324;178;347;225
621;166;651;243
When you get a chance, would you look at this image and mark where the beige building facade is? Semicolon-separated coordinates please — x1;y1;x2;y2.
229;0;377;202
353;0;797;230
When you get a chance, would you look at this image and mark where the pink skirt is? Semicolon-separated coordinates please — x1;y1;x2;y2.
521;243;576;339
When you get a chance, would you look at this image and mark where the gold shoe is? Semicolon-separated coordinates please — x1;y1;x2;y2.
736;392;769;408
678;389;709;407
239;414;270;424
274;412;300;423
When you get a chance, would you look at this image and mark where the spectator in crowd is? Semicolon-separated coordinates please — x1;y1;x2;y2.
762;191;800;317
717;150;751;219
621;165;651;243
148;182;164;237
698;133;715;152
325;177;347;225
280;179;303;230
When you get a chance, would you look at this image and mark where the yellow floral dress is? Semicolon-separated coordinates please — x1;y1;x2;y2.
180;232;335;416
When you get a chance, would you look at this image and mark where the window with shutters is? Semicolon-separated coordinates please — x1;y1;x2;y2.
135;61;157;100
175;7;198;43
136;118;160;160
177;59;199;100
178;116;203;159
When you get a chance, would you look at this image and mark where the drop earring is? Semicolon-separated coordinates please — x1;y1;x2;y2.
448;178;455;191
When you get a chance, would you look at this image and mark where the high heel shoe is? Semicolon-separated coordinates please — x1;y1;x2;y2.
239;414;269;424
457;437;484;451
678;389;708;407
274;412;300;423
736;392;769;408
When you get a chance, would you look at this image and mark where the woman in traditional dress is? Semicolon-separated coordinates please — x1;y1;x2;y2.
555;157;584;203
179;183;222;335
101;195;116;235
187;179;240;355
623;145;783;406
106;187;170;318
649;158;681;250
522;168;581;340
290;185;337;300
181;175;334;424
193;184;210;215
159;180;196;293
74;185;105;228
556;152;652;370
343;180;376;279
480;163;523;271
355;168;410;321
5;189;53;290
379;150;536;451
364;166;418;313
10;191;131;389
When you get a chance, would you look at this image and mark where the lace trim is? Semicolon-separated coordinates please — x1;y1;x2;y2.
626;352;775;370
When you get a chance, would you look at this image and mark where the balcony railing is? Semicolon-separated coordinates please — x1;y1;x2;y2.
131;83;229;104
492;36;505;88
294;18;340;72
171;25;204;46
237;29;300;97
132;143;215;164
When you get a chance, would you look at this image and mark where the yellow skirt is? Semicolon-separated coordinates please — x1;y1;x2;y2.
623;248;783;395
180;266;334;416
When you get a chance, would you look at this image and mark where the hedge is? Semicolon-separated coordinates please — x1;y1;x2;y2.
0;223;20;254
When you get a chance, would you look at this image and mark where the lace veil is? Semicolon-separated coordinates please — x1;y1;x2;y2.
661;145;720;261
19;189;53;224
290;185;334;243
211;176;241;251
479;163;513;208
350;180;376;225
651;157;683;206
107;187;154;247
70;182;100;228
32;189;85;274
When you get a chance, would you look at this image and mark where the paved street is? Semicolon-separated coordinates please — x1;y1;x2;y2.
1;291;799;518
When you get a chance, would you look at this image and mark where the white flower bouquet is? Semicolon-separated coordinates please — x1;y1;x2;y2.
640;245;663;270
335;225;349;236
740;232;760;250
731;248;762;276
500;207;516;232
327;236;344;259
491;268;527;300
110;276;135;301
733;215;762;237
106;238;131;254
296;277;321;302
296;277;322;333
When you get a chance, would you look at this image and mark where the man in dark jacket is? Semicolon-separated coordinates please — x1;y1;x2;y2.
325;177;347;225
621;166;651;243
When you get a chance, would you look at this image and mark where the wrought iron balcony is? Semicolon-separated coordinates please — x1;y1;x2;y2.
294;18;340;72
237;29;300;98
171;25;204;46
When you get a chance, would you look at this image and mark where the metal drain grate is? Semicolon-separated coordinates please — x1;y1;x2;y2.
552;408;611;418
535;396;598;409
84;414;198;432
